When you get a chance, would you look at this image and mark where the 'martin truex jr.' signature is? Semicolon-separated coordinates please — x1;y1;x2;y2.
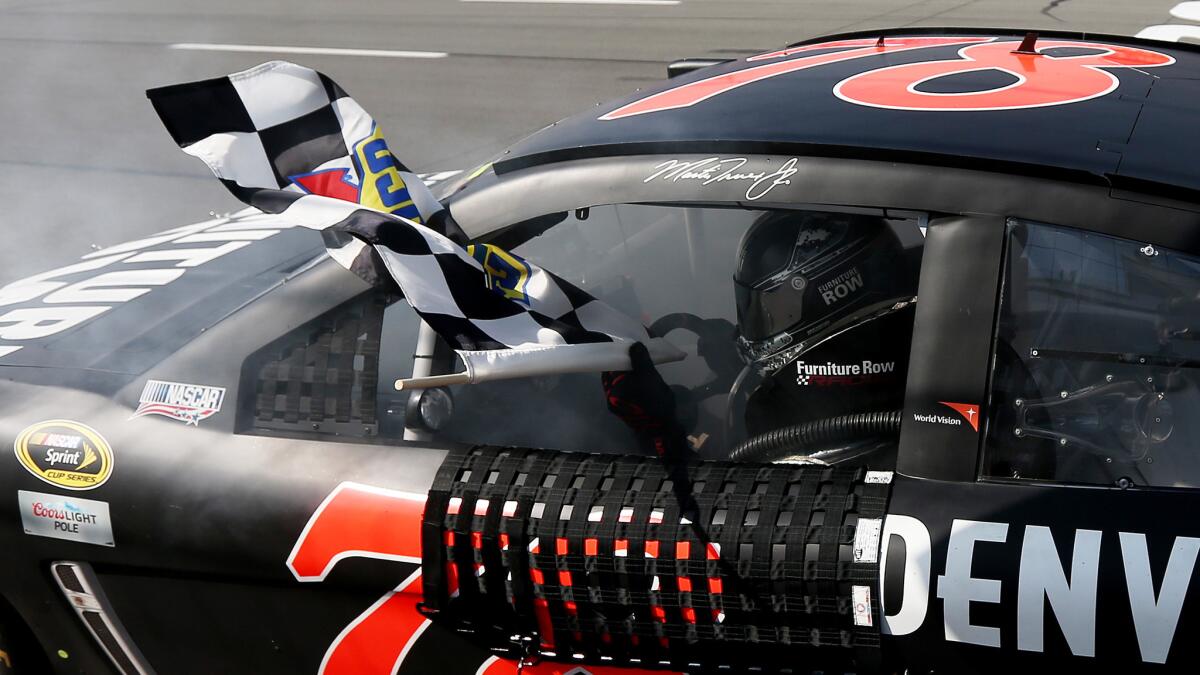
643;157;800;201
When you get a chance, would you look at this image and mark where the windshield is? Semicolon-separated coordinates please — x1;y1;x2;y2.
437;203;753;455
423;203;919;460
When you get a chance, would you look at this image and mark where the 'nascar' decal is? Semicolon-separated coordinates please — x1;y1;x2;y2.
18;490;114;547
601;36;1172;119
131;379;226;426
13;420;114;490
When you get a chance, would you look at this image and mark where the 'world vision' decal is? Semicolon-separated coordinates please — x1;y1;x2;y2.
289;124;424;222
600;36;1173;119
911;402;980;432
14;420;113;490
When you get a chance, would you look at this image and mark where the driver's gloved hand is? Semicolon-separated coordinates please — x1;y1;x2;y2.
602;343;691;459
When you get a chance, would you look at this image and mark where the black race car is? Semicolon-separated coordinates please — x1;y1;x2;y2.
2;27;1200;675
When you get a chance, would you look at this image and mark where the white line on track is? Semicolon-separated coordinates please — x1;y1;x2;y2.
168;43;448;59
461;0;679;5
1170;1;1200;22
1136;2;1200;41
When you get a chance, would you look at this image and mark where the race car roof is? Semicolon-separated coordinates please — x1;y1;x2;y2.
495;28;1200;203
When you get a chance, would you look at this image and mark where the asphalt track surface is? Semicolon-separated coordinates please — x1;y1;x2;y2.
0;0;1192;285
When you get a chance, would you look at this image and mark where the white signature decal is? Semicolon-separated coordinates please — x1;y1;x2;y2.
643;157;800;201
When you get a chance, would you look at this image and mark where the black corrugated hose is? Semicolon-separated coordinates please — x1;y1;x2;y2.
728;410;903;463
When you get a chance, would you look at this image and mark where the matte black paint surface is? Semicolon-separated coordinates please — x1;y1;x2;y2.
497;29;1200;202
885;475;1200;671
898;216;1006;481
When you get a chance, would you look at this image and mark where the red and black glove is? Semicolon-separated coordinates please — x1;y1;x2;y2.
602;343;689;459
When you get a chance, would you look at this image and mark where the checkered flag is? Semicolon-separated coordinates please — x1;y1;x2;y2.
148;60;441;223
149;62;682;386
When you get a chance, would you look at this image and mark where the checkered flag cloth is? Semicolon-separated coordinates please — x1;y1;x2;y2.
149;62;682;386
148;60;441;223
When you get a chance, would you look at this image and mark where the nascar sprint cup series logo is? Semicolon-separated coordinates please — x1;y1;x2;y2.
14;420;113;490
131;379;225;426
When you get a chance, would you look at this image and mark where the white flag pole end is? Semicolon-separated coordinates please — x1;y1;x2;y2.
395;372;471;391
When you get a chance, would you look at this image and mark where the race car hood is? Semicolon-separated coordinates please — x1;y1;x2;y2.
0;209;331;390
496;28;1200;202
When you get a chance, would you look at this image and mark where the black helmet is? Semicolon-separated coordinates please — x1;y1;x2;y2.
733;210;921;374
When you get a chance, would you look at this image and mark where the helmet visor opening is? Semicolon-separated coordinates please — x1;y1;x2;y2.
734;276;808;342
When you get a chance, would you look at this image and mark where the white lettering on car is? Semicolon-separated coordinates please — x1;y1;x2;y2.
42;269;185;304
1120;532;1200;664
881;514;933;636
0;306;111;341
937;519;1008;647
882;516;1200;663
1017;526;1101;656
0;254;132;307
0;215;301;361
43;449;82;467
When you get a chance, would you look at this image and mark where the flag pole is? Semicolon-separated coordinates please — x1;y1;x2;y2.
396;372;471;391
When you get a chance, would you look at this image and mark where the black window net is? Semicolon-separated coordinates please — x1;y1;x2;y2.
241;291;394;438
420;446;891;672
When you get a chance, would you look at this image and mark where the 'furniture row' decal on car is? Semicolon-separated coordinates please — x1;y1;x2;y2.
13;420;113;490
796;359;896;387
17;490;114;547
603;37;1172;120
130;380;226;426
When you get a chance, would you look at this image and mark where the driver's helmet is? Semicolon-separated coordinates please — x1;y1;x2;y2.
733;210;922;374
